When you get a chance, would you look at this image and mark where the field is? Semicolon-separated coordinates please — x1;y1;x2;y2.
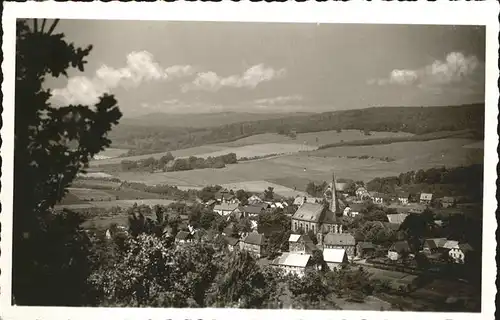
108;137;483;196
218;130;414;148
67;188;116;201
90;130;414;166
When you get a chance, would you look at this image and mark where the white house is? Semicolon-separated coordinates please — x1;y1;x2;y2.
397;192;410;205
323;248;348;270
271;253;311;277
388;241;410;261
420;193;433;205
248;195;263;204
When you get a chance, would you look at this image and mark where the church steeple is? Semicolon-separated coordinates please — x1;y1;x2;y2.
329;171;338;214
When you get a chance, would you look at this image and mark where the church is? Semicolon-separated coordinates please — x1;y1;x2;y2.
291;172;345;235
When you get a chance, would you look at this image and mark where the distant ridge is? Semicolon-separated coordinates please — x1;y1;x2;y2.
120;111;315;128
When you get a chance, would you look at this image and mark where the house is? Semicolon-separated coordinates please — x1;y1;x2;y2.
323;232;356;258
443;240;459;251
323;248;348;270
241;203;268;217
397;192;410;205
422;238;447;254
248;194;263;204
288;233;317;255
293;196;322;206
440;196;456;208
370;192;388;205
213;203;239;216
343;203;364;217
205;199;217;208
355;187;371;200
271;253;312;277
175;231;192;244
356;242;376;258
449;243;474;264
388;241;410;261
240;232;266;258
224;236;240;252
215;189;240;204
386;213;409;225
420;193;433;205
408;204;427;214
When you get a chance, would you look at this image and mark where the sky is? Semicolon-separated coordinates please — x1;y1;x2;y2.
44;20;486;117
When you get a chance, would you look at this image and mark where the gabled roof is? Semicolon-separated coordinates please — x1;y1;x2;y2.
323;233;355;246
346;203;365;212
389;241;410;253
288;234;301;242
397;192;410;198
386;213;409;224
357;241;375;250
458;243;474;252
243;232;265;246
224;236;240;246
176;231;190;240
323;248;347;263
443;240;459;249
214;203;239;212
424;238;447;249
292;203;324;222
242;204;266;215
370;192;389;199
272;252;311;268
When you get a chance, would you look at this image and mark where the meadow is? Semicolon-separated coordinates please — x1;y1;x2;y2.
217;130;414;148
90;130;414;167
94;148;129;159
110;137;483;196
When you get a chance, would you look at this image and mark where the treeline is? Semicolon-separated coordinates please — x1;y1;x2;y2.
108;104;485;155
366;164;483;200
120;152;237;172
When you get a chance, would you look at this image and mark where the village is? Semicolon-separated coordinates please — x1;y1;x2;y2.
98;168;482;310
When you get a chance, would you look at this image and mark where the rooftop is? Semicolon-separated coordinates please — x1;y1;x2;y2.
323;233;355;246
243;232;265;246
288;234;301;242
386;213;409;224
273;252;311;268
323;248;347;263
214;203;239;212
292;203;324;223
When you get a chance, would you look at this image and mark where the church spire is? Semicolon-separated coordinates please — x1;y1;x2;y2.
329;171;338;213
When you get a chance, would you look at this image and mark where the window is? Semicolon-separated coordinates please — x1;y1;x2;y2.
312;225;315;233
294;222;298;231
306;224;309;232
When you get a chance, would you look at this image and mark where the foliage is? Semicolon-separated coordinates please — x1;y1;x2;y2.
119;153;237;172
288;269;330;305
263;186;275;201
207;251;283;308
90;236;220;307
305;181;328;197
13;19;122;305
325;266;374;301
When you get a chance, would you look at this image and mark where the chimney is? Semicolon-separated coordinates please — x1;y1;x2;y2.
330;171;338;214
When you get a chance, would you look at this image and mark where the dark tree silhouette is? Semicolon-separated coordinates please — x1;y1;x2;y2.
13;19;122;305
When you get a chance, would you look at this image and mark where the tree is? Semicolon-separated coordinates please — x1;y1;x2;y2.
310;249;328;271
235;189;249;205
288;269;330;305
264;187;275;201
13;19;122;305
90;236;220;307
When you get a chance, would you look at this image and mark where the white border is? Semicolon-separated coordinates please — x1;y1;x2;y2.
1;2;498;320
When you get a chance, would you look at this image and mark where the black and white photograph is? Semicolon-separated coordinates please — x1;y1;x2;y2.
0;2;498;320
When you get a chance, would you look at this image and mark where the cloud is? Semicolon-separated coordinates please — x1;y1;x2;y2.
182;64;286;92
253;95;303;105
369;52;484;92
50;51;194;105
